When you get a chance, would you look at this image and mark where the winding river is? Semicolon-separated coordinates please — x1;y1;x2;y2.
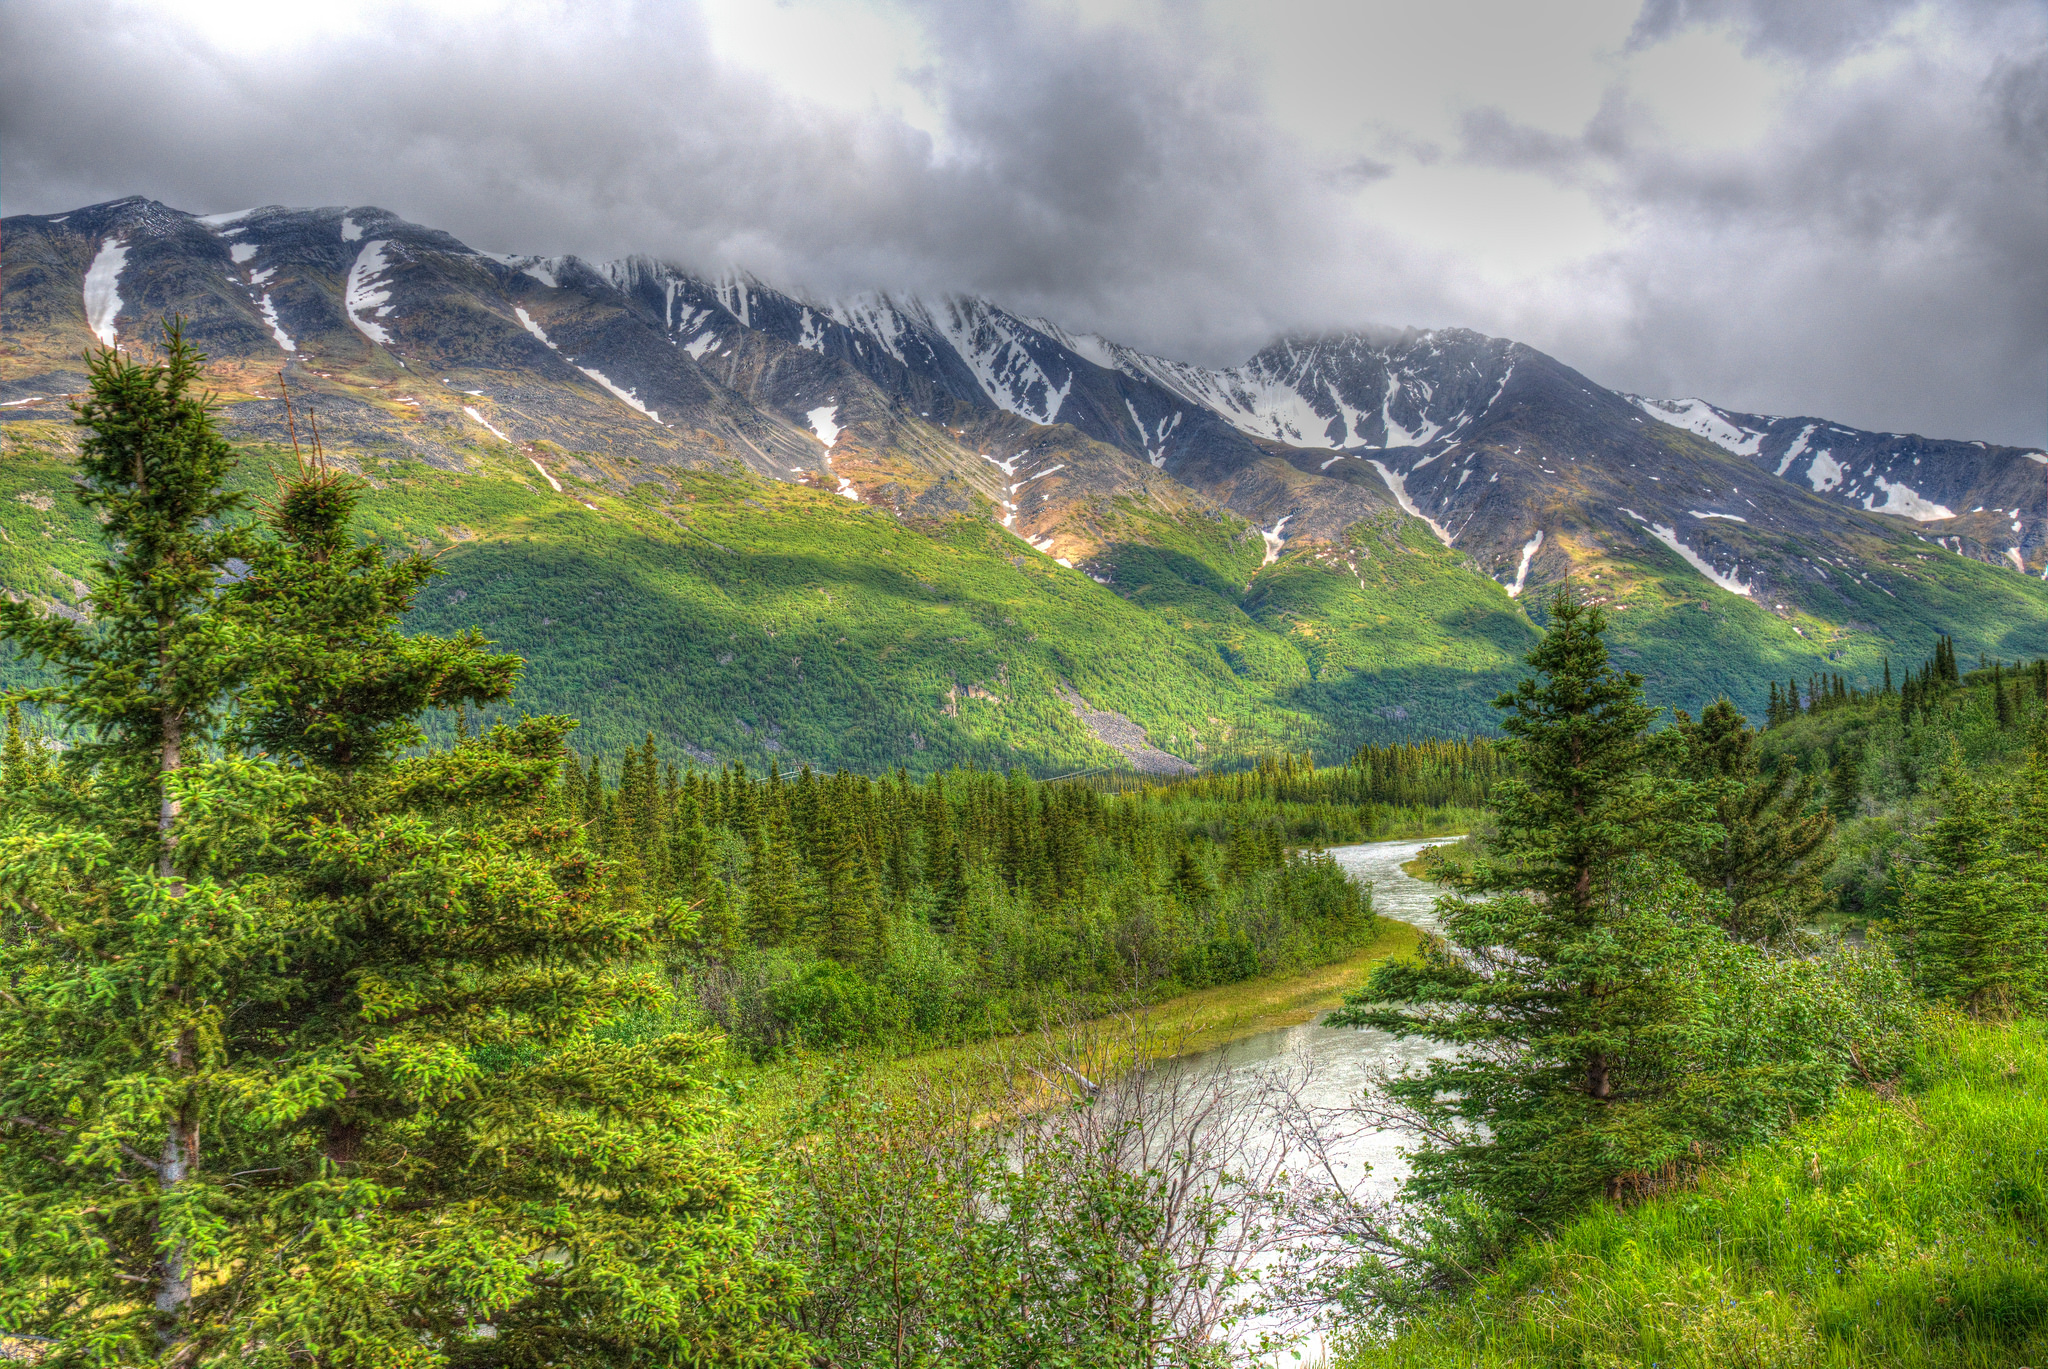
1164;836;1461;1363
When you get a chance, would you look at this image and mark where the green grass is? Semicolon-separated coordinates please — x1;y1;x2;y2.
1341;1011;2048;1369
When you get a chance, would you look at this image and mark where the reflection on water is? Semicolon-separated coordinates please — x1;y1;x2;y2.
1164;836;1461;1364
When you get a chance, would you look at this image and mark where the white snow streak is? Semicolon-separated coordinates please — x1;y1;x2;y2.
257;294;295;352
1861;477;1954;521
344;241;398;346
684;332;719;361
1774;423;1818;477
578;367;661;423
1260;514;1292;567
2007;548;2027;573
340;215;365;242
526;456;563;492
1506;530;1544;597
1806;451;1845;493
1620;508;1752;596
1690;510;1748;522
807;404;842;447
837;477;859;501
462;406;510;442
1633;397;1766;457
514;307;558;350
83;237;130;347
197;207;258;226
1367;460;1453;545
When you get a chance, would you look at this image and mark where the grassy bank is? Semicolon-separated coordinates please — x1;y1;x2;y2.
1341;1011;2048;1368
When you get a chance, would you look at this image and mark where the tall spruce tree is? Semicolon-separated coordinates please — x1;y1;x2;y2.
1678;698;1834;944
0;332;801;1366
1897;743;2048;1016
1333;588;1719;1231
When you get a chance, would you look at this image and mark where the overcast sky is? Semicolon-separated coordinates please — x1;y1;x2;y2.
4;0;2043;445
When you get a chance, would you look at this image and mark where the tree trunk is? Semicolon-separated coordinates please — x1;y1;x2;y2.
156;698;194;1341
158;708;182;883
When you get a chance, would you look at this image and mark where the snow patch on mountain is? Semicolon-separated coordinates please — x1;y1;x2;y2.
257;294;295;353
525;455;563;492
1775;423;1818;477
340;215;365;242
578;367;660;424
827;294;915;366
1260;514;1293;566
463;406;509;442
808;404;841;447
1633;397;1766;457
1861;477;1954;521
929;299;1072;424
83;236;130;347
344;241;398;346
228;242;258;265
1621;508;1751;596
1368;459;1453;545
1024;317;1118;371
684;331;719;361
197;207;258;227
1506;529;1544;597
797;308;828;354
1806;451;1845;493
514;307;558;350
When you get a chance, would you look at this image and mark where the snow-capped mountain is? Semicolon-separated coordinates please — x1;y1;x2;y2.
6;196;2047;641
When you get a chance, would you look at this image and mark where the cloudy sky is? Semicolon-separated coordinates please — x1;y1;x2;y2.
4;0;2043;445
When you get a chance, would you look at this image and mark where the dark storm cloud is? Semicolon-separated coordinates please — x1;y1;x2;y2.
1474;2;2048;446
1;0;2041;445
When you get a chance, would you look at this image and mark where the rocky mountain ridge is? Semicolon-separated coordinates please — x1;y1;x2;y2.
4;195;2046;770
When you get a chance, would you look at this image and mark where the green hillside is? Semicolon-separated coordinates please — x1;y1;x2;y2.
1342;1013;2048;1369
1;416;1539;769
7;403;2044;773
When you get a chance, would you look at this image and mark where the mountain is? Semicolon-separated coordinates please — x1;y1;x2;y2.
4;195;2045;772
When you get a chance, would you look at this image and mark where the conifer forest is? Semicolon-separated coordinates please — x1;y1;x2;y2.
5;330;2048;1367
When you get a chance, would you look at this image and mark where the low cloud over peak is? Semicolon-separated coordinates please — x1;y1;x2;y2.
4;0;2041;445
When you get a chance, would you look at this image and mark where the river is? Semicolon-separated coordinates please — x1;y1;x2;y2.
1162;836;1461;1364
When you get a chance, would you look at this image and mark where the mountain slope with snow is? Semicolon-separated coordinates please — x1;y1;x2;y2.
4;194;2046;769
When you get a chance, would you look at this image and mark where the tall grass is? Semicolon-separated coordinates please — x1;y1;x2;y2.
1342;1011;2048;1368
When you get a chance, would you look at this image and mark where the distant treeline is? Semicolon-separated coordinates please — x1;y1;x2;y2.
562;746;1382;1053
1766;634;2047;727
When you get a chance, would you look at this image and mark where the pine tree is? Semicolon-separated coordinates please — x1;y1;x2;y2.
0;332;802;1365
0;703;55;794
1334;588;1717;1228
1680;698;1834;944
1898;746;2048;1017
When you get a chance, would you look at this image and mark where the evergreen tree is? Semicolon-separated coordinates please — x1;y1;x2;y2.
0;332;801;1365
1334;588;1718;1229
1897;745;2048;1016
1;702;55;794
1679;698;1834;944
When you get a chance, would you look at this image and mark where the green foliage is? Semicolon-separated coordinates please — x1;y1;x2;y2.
574;745;1386;1057
1338;1013;2048;1369
1678;698;1834;945
766;1052;1251;1368
1894;739;2048;1016
1331;590;1899;1291
0;336;800;1366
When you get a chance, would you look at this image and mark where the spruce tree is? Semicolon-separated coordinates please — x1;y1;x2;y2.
1679;698;1834;944
1334;588;1717;1229
1898;745;2048;1016
0;332;802;1366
